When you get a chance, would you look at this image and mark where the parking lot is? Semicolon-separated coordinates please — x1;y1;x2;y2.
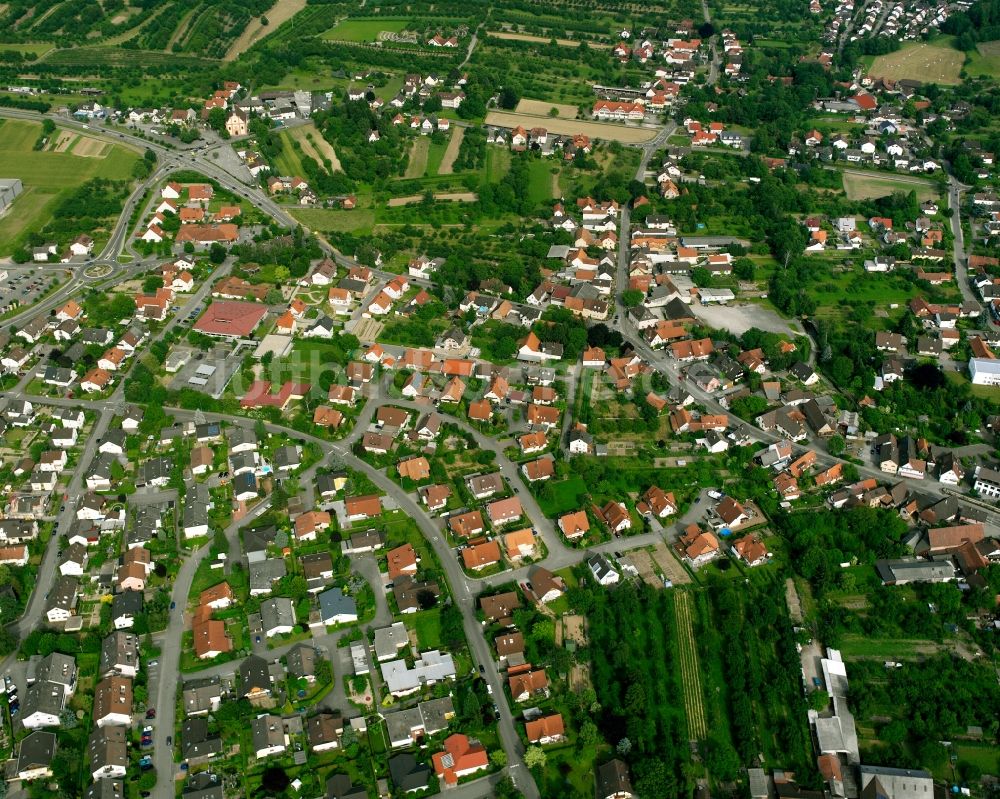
0;268;64;315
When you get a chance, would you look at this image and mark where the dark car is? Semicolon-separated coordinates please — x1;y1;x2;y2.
170;601;176;610
166;736;172;746
478;664;485;674
146;708;156;719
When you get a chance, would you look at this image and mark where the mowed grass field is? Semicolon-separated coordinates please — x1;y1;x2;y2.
0;42;54;56
322;17;408;42
966;40;1000;78
0;118;140;254
868;39;964;85
842;171;940;201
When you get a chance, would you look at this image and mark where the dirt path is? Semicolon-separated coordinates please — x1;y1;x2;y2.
387;192;477;207
437;127;464;175
225;0;307;60
404;138;430;179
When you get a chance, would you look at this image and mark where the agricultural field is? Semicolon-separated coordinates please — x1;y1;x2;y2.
515;98;581;119
0;118;141;255
868;39;965;85
487;30;609;48
841;171;941;201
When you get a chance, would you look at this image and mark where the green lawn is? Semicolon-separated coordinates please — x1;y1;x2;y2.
485;147;511;183
426;138;448;176
275;131;307;178
0;42;54;56
291;207;376;234
837;635;937;659
409;607;442;650
268;338;355;381
965;40;1000;78
322;17;408;42
536;475;588;517
0;118;140;255
527;159;556;206
805;268;959;324
842;171;941;201
946;369;1000;400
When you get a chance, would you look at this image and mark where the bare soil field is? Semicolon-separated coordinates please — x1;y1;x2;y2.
625;549;663;588
50;131;75;152
71;137;110;158
348;318;384;342
387;192;477;206
694;301;802;337
868;41;964;85
651;540;691;585
570;663;592;692
561;614;587;646
437;127;464;175
488;30;608;49
225;0;307;60
484;110;657;143
515;99;580;119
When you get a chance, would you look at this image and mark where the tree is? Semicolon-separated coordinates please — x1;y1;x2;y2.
264;288;283;305
809;689;830;711
524;746;547;769
621;289;644;307
261;767;290;793
209;243;227;264
826;435;845;457
493;776;523;799
616;737;632;755
490;749;508;767
142;275;164;293
578;720;600;745
0;628;18;656
207;107;227;134
498;86;520;110
138;769;157;791
733;257;755;280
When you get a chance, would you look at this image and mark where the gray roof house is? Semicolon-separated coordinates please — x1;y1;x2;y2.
183;677;222;715
317;587;358;625
251;714;287;758
181;717;223;764
260;597;296;638
16;730;57;781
